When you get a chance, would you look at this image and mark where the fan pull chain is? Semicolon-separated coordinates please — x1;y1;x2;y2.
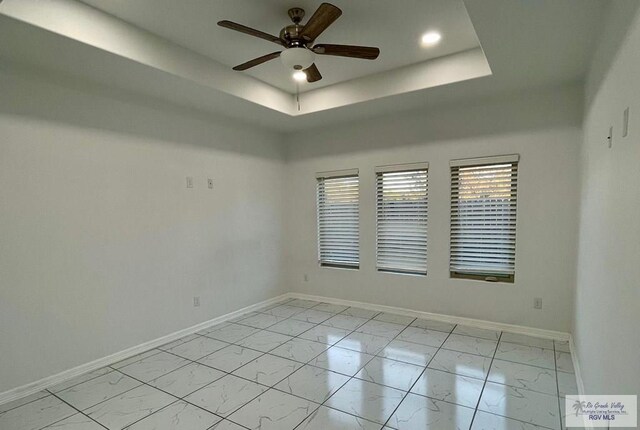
296;85;301;111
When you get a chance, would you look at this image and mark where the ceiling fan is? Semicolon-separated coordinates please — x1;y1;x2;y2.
218;2;380;83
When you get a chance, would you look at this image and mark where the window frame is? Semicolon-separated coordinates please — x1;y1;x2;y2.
449;155;519;283
375;162;429;276
316;169;360;270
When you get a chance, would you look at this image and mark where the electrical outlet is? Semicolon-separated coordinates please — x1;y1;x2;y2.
208;178;214;189
186;176;194;188
193;296;200;307
303;274;308;282
534;297;543;310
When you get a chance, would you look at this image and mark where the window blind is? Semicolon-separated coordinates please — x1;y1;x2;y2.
376;163;428;275
317;170;359;268
450;155;519;280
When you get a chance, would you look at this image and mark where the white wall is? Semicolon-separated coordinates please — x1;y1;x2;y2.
285;85;582;332
0;66;286;393
573;2;640;396
5;4;638;397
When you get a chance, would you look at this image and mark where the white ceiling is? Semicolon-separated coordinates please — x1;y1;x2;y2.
0;0;607;132
77;0;481;93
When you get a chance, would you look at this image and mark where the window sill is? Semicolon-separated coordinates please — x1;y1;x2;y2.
378;269;427;277
450;272;514;284
320;263;359;271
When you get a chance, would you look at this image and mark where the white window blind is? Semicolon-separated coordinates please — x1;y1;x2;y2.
450;155;519;281
376;163;428;275
317;170;359;268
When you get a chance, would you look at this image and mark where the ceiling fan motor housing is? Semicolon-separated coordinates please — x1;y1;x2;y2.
280;47;315;70
280;24;305;47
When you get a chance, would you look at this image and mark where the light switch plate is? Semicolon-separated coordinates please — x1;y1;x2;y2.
208;178;213;189
186;176;194;188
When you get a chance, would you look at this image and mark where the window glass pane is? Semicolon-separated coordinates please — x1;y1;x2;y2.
317;174;359;268
450;160;518;280
376;168;428;275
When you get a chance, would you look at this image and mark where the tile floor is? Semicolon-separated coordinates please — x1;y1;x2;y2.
0;299;579;430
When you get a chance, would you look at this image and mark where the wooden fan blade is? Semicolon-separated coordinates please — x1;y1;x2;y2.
218;20;284;46
313;44;380;59
304;63;322;82
233;51;282;71
299;3;342;42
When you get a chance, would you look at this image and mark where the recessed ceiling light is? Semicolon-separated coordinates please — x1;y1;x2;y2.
421;32;442;46
292;70;307;82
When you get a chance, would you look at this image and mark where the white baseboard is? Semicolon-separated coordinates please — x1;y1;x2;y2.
288;292;571;341
569;335;586;395
0;293;290;407
1;291;576;408
568;335;593;428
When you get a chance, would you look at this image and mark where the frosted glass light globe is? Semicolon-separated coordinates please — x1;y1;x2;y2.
281;47;315;70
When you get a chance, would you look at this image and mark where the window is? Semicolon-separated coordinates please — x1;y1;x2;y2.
316;169;359;269
450;155;519;282
376;163;428;275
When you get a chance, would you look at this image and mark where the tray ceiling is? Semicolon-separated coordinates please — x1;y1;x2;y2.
0;0;606;131
78;0;482;94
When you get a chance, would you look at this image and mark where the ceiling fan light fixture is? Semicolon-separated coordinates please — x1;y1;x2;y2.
280;47;315;70
292;70;307;82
